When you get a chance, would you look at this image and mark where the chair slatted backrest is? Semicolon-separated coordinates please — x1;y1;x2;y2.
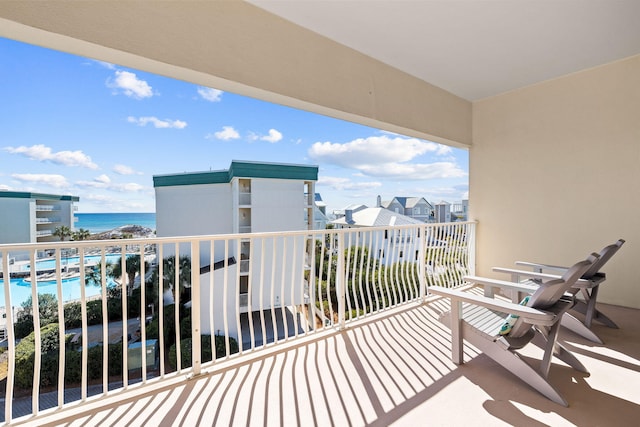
581;239;624;279
508;253;599;338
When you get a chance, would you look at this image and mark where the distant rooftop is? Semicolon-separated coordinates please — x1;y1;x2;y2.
0;190;79;202
332;207;424;227
153;160;318;187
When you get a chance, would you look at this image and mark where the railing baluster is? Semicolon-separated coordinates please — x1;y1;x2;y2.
234;238;242;354
2;251;15;424
290;235;298;338
121;245;129;385
209;240;216;363
29;249;40;416
223;240;230;358
100;247;108;394
190;241;201;376
158;243;165;378
173;243;181;372
259;237;267;347
79;248;88;401
336;232;345;330
247;236;255;350
56;248;65;408
280;238;288;340
140;244;147;382
269;237;277;345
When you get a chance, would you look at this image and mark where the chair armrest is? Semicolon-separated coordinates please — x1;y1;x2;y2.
429;286;556;325
492;267;561;282
514;261;568;273
463;275;540;294
491;267;595;288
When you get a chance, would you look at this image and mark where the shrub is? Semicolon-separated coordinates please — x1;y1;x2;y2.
14;324;123;390
14;315;34;340
14;323;60;389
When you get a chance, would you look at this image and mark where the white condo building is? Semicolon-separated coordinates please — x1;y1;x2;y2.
332;205;425;266
0;191;79;244
153;161;318;342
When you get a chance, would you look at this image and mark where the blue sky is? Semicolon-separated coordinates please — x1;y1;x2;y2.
0;37;468;214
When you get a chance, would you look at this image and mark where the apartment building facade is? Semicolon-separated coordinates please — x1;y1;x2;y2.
0;191;79;244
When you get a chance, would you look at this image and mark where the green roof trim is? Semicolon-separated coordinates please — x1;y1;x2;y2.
153;160;318;188
0;191;79;202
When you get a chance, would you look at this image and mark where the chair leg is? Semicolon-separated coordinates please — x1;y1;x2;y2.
553;342;589;373
561;313;604;344
464;323;568;406
571;286;619;329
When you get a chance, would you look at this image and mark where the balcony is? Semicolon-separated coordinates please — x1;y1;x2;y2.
0;222;637;426
35;217;60;225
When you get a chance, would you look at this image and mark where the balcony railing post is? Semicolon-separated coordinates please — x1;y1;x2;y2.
191;241;202;376
468;222;476;276
419;224;427;302
337;232;346;330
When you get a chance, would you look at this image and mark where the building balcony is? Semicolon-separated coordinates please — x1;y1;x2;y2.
35;217;61;225
34;205;60;212
1;223;636;426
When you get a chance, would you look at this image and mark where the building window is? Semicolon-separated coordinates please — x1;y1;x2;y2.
415;250;419;260
399;251;403;258
379;249;384;258
384;230;388;239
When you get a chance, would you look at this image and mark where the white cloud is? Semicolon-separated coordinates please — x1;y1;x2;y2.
0;184;12;191
76;176;146;193
92;60;116;70
260;129;283;143
308;135;463;180
108;70;153;99
95;174;111;184
127;116;187;129
317;176;382;191
210;126;240;141
358;162;466;180
11;173;69;188
197;87;223;102
113;164;142;175
4;144;98;169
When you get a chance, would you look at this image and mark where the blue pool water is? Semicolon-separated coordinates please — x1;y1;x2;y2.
4;254;127;307
5;278;105;308
20;254;124;272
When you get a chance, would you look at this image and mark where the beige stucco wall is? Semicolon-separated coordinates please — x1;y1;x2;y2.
471;55;640;308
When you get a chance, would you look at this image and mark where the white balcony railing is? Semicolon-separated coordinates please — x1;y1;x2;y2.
35;217;61;224
35;205;60;212
0;221;475;424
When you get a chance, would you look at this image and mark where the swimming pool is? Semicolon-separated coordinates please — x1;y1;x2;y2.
4;277;107;307
19;254;125;272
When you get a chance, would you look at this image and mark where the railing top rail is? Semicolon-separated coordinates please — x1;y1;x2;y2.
0;221;477;252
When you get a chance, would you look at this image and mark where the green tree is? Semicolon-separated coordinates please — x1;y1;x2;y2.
20;293;58;324
72;228;91;241
160;255;192;302
53;225;72;241
109;254;148;295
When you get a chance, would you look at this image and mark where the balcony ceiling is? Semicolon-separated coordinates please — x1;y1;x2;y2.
249;0;640;100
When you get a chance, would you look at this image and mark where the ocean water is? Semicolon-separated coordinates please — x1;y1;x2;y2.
75;212;156;233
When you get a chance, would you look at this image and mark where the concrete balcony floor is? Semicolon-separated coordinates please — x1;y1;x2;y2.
23;292;640;427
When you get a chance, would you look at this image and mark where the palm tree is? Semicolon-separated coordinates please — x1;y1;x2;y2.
53;225;72;241
72;228;91;241
109;254;149;296
160;255;192;302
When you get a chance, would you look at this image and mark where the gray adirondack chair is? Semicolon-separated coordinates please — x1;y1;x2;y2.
430;253;598;406
492;239;624;343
